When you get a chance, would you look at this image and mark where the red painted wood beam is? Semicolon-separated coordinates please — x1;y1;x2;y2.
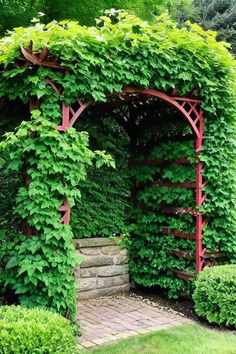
170;249;195;259
174;269;195;281
161;228;196;239
161;207;199;216
141;158;190;166
147;182;196;188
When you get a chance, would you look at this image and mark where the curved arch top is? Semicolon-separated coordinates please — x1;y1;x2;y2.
53;83;205;275
55;86;203;143
122;87;202;139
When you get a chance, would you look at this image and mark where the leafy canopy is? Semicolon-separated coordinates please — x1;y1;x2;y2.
0;11;235;306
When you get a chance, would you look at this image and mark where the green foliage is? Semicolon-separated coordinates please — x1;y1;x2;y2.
193;265;236;327
71;113;131;238
0;0;195;35
0;12;235;304
165;0;196;23
72;169;130;237
1;0;236;54
45;0;156;25
128;132;197;297
194;0;236;53
0;110;114;317
45;0;196;25
0;102;27;300
0;305;78;354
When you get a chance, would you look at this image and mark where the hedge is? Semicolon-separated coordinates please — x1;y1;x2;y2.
0;306;78;354
193;265;236;327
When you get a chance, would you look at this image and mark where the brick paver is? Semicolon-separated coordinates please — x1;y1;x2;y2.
77;294;191;349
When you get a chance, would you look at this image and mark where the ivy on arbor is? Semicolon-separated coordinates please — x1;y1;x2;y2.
0;11;235;315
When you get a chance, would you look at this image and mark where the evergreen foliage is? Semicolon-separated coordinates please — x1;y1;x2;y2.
0;11;235;311
195;0;236;53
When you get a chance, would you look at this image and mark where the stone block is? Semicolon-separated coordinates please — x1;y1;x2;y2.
75;238;130;299
80;267;97;278
97;274;129;289
75;238;115;248
113;249;129;265
77;284;130;300
79;277;97;292
97;264;129;277
80;255;114;268
101;245;120;255
79;247;102;256
74;267;80;277
80;341;96;349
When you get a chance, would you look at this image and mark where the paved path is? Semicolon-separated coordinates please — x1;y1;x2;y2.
77;294;191;349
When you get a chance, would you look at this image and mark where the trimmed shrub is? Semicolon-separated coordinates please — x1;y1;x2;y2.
0;306;78;354
193;265;236;327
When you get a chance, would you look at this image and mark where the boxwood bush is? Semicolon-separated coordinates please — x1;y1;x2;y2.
0;306;78;354
193;265;236;328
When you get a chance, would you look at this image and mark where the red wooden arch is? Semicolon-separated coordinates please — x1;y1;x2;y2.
54;85;207;278
53;86;203;146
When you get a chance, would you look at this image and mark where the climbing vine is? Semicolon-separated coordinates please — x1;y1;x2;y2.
71;112;131;238
0;11;235;311
0;110;114;317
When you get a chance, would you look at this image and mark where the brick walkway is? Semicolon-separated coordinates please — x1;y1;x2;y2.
77;294;191;349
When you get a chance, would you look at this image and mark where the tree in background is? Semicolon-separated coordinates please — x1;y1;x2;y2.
0;0;29;33
45;0;157;24
194;0;236;53
46;0;195;25
0;0;195;34
0;1;235;52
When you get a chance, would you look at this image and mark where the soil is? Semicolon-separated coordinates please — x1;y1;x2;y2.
132;286;197;320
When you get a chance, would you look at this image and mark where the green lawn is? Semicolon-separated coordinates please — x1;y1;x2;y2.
88;324;236;354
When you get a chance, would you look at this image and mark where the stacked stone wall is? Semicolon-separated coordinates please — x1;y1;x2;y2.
75;238;130;300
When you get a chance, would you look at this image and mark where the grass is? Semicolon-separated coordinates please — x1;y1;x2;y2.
88;324;236;354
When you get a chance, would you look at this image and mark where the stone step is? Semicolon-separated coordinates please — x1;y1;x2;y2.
75;237;115;248
77;284;130;300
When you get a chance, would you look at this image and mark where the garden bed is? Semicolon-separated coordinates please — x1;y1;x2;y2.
133;288;195;320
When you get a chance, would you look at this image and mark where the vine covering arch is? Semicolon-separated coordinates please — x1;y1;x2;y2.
56;85;205;277
0;11;235;319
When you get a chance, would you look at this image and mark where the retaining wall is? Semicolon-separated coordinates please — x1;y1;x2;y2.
75;238;130;300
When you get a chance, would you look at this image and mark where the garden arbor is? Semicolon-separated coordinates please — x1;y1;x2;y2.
51;83;205;278
0;12;235;319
